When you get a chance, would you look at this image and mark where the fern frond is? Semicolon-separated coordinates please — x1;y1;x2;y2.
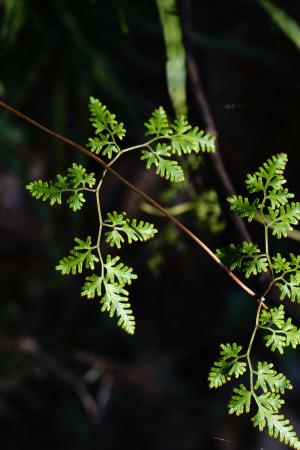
257;392;284;412
144;106;170;137
259;305;300;353
56;237;98;275
245;153;288;194
104;211;158;248
104;255;137;285
227;195;259;222
268;188;294;208
171;117;215;155
87;136;119;159
67;163;96;188
254;362;292;394
89;96;126;140
26;164;95;211
81;274;103;299
276;275;300;302
26;178;66;206
208;359;231;388
220;342;243;359
272;253;291;273
267;202;300;238
216;242;268;278
67;192;85;211
208;343;246;388
140;145;184;183
155;158;184;183
252;406;300;449
259;304;285;328
228;384;252;416
101;281;135;334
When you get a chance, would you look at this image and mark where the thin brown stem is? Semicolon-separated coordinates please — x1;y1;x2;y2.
0;99;267;309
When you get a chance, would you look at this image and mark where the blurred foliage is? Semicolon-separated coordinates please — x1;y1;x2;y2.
260;0;300;51
156;0;187;115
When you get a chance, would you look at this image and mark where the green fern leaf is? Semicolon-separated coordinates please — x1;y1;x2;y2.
252;406;300;449
101;281;135;334
259;305;285;328
228;384;252;416
227;195;259;222
219;342;243;359
144;106;170;137
268;202;300;238
264;332;287;354
260;306;300;353
254;362;292;394
67;192;85;211
208;343;245;388
272;253;291;273
171;117;215;155
26;179;65;206
105;228;125;249
105;211;127;226
87;136;119;159
246;153;288;194
56;237;98;275
228;360;247;378
141;146;184;183
104;255;137;285
140;149;158;169
104;212;158;248
81;274;103;299
89;96;126;140
67;163;96;188
268;188;294;208
208;359;231;388
257;392;284;413
123;219;158;243
26;164;95;210
216;242;268;278
276;275;300;302
156;158;184;182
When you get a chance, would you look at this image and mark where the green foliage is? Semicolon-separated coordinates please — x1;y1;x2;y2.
208;343;246;388
26;97;213;334
228;384;251;416
56;237;99;275
104;211;158;248
26;163;96;211
259;305;300;354
81;254;137;334
210;154;300;449
216;242;268;278
254;362;292;394
156;0;187;116
141;106;215;182
141;143;184;183
227;196;259;222
260;0;300;52
252;407;300;449
87;97;125;159
228;153;300;237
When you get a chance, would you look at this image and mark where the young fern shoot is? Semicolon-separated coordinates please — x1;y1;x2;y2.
26;97;215;334
210;154;300;449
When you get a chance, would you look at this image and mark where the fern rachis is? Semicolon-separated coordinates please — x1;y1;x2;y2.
210;154;300;449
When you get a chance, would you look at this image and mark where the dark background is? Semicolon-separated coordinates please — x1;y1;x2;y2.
0;1;300;449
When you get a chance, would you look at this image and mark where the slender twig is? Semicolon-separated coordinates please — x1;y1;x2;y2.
0;99;267;308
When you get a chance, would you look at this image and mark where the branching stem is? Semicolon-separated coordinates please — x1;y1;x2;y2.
0;99;267;309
